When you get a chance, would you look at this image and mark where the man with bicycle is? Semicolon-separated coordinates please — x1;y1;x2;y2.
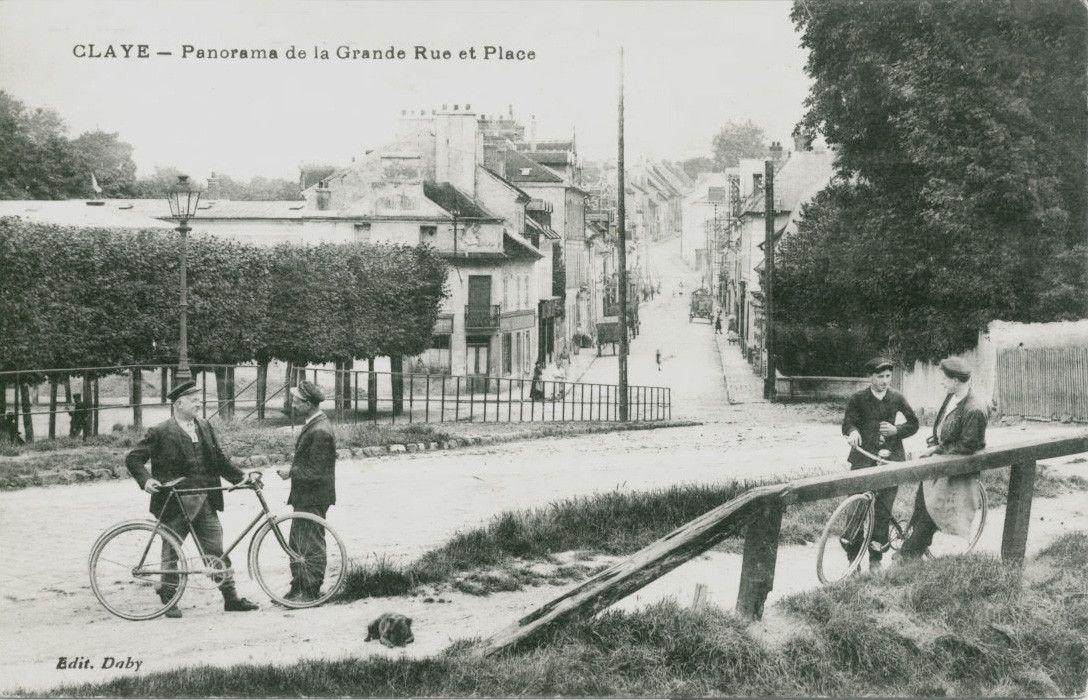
125;380;260;618
842;357;920;570
277;380;336;603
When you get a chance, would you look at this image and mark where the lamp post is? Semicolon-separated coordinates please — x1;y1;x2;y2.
166;175;203;386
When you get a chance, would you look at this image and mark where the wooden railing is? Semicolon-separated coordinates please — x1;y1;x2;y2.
479;433;1088;656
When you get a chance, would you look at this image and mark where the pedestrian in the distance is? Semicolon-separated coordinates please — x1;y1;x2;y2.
69;393;89;439
714;311;723;335
276;380;337;603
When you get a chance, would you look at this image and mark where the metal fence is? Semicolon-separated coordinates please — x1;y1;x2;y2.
0;363;672;442
996;347;1088;422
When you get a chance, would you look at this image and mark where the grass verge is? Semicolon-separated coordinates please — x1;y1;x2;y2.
37;533;1088;697
1;420;693;483
337;464;1088;600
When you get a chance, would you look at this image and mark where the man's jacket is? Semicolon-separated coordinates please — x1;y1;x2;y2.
289;413;337;507
126;418;244;515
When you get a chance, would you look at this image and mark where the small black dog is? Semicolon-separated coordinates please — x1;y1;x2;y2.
365;612;415;648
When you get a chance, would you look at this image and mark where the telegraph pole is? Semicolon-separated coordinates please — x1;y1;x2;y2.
762;159;776;401
617;47;630;421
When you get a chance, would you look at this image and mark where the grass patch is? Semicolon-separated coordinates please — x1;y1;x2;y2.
39;534;1088;697
338;464;1088;599
338;480;780;600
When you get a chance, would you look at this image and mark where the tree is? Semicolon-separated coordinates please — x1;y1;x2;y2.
711;120;768;170
0;92;79;199
679;156;717;180
68;131;138;197
777;0;1088;365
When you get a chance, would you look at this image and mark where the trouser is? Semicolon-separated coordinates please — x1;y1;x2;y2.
289;505;329;594
900;483;939;558
841;485;897;563
159;497;235;600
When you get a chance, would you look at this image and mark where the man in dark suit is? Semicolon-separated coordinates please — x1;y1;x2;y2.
841;357;920;569
900;357;988;558
126;380;259;618
276;380;336;603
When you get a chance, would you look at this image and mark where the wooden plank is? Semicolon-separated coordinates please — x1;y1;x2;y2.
1001;461;1036;564
477;486;780;657
735;496;783;620
784;434;1088;505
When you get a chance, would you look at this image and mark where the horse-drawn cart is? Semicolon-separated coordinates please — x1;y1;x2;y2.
689;287;713;323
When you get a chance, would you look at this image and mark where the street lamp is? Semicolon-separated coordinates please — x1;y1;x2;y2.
166;174;203;385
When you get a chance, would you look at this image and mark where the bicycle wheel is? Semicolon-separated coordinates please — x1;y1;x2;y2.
816;493;874;585
89;520;187;621
249;513;347;608
925;479;989;558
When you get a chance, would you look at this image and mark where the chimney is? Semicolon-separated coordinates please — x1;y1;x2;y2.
207;171;222;200
770;141;785;162
315;180;331;211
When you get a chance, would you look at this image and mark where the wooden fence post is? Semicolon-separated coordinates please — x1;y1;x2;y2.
131;368;143;432
1001;461;1036;564
735;496;783;621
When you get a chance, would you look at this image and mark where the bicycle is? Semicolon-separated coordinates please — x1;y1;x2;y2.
89;471;347;620
815;445;987;584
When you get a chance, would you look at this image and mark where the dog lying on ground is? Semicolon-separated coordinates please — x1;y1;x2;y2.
365;612;415;648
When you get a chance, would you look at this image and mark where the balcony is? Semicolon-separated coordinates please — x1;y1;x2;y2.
464;304;501;331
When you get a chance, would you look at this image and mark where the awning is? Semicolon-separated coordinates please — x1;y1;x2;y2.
525;217;560;240
503;232;543;260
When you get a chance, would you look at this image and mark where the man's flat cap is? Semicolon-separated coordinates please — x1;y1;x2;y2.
290;380;326;405
167;380;199;402
939;357;972;382
863;357;895;374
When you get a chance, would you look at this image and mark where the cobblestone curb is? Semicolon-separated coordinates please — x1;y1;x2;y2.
0;420;701;490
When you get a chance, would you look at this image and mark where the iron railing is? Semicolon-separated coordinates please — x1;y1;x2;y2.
0;363;672;443
464;305;501;330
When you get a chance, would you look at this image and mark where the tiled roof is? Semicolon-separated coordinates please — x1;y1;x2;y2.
501;150;564;184
503;232;543;260
523;150;571;166
516;140;574;153
0;200;175;229
422;181;499;220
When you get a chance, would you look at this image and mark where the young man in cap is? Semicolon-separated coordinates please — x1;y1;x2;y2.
841;357;920;569
126;380;260;618
276;380;337;602
900;357;988;558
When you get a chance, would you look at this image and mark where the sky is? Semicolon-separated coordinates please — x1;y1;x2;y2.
0;0;812;182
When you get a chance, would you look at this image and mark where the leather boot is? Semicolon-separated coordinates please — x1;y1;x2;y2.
222;588;259;612
159;590;182;618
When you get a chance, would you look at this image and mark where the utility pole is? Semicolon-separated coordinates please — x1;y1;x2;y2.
762;160;776;401
617;47;630;421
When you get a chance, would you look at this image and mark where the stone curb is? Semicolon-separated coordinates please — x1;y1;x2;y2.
0;420;701;490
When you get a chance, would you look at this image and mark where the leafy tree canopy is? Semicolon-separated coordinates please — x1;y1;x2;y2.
777;0;1087;365
711;120;768;170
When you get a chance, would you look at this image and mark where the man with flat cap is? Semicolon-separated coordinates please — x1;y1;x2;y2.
841;357;919;569
900;357;988;558
126;380;260;618
276;380;337;602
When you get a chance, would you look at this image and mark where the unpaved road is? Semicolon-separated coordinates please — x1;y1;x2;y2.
2;236;1086;693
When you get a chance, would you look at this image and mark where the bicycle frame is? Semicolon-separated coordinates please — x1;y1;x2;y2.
139;478;293;579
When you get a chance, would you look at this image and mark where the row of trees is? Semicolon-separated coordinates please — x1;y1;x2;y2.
0;218;448;434
0;91;331;201
775;0;1087;368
